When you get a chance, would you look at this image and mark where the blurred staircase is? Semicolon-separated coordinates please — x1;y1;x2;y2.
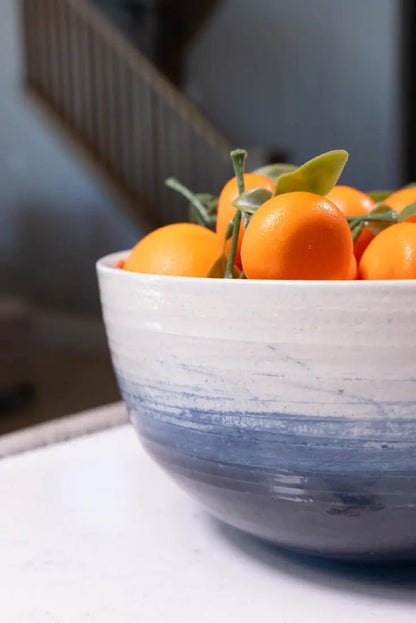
90;0;222;85
20;0;268;225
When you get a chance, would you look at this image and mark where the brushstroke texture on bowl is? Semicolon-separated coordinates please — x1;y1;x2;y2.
97;252;416;561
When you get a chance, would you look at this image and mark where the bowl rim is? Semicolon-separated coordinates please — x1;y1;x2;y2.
96;250;416;288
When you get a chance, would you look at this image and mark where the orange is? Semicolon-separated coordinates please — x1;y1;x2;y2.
358;222;416;279
385;187;416;223
346;254;358;280
326;185;374;217
351;226;375;265
241;191;354;280
123;223;221;277
216;173;275;266
326;185;375;262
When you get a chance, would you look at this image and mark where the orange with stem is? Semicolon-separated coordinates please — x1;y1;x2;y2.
326;185;375;262
216;173;275;267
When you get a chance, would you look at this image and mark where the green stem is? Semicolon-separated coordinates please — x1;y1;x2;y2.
346;211;397;224
165;177;210;223
346;211;399;236
347;216;365;231
224;212;241;279
223;150;247;278
351;222;364;242
222;219;234;254
231;149;247;196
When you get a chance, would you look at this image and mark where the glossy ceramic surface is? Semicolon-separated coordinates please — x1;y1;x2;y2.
97;252;416;561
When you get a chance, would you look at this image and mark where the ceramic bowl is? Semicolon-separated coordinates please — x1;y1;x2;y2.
97;251;416;562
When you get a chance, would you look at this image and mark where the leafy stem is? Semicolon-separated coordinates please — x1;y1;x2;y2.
345;203;416;238
350;221;364;242
222;219;234;254
231;149;247;196
224;150;247;278
224;212;242;278
346;207;398;239
345;210;398;225
232;187;273;215
165;177;217;225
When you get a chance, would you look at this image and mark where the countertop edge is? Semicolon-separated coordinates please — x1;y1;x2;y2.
0;401;128;459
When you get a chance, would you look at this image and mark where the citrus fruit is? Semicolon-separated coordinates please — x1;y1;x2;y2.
346;254;358;280
123;223;221;277
326;185;375;262
385;187;416;223
216;173;275;266
358;222;416;279
326;185;374;217
241;191;354;280
351;226;375;264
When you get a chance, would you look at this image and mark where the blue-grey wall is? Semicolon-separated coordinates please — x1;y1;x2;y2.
185;0;403;190
0;0;146;314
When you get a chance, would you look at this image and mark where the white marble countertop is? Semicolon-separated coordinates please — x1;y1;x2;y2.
1;406;416;622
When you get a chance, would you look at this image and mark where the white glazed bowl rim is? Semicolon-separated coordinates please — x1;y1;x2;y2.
97;250;416;289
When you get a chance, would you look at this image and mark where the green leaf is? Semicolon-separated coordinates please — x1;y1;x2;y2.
397;201;416;222
204;196;219;216
366;189;392;202
405;182;416;189
188;204;207;226
189;193;218;226
166;177;217;226
253;163;297;180
241;211;250;229
232;187;273;215
194;193;218;214
274;149;349;197
206;253;242;279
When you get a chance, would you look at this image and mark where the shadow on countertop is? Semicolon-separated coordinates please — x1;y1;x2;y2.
206;515;416;604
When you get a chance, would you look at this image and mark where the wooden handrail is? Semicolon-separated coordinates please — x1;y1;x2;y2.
20;0;235;224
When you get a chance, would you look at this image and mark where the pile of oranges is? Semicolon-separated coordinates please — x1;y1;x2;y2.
122;149;416;280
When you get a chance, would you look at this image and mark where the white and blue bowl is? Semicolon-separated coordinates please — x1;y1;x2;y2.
97;251;416;562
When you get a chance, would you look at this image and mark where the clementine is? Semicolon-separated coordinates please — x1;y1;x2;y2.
241;192;354;280
124;223;221;277
216;173;275;266
326;185;375;262
359;222;416;279
385;187;416;223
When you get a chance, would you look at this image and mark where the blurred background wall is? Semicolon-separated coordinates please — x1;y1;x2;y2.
0;0;144;316
184;0;403;190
